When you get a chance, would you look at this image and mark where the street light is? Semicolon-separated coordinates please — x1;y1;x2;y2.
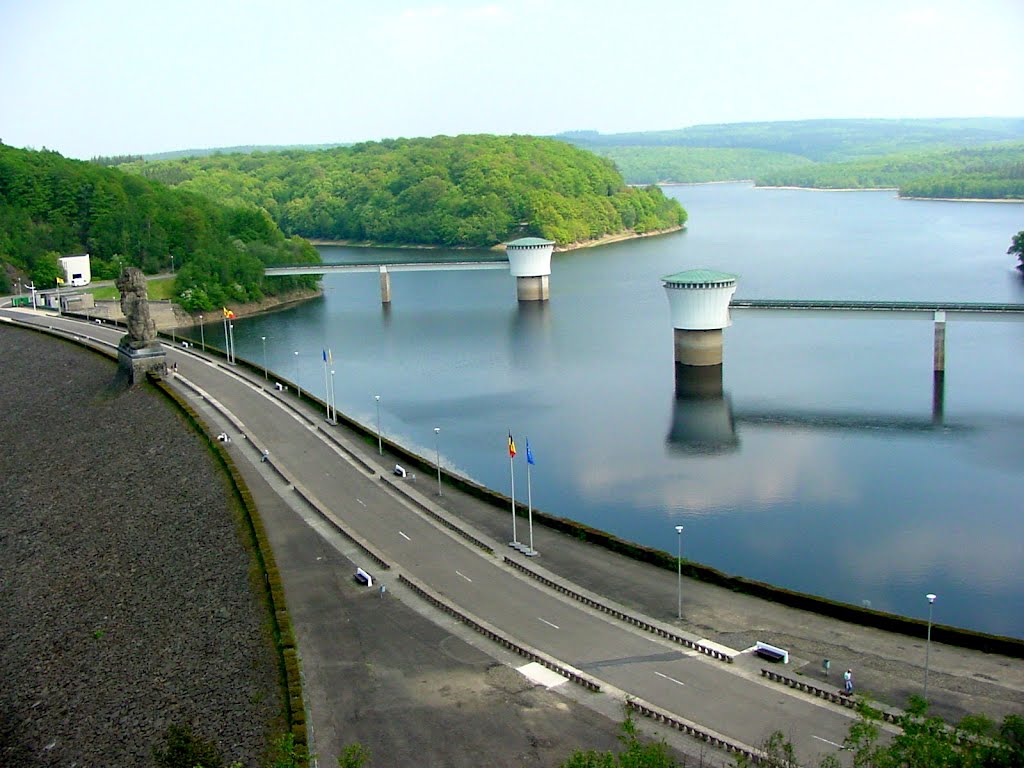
924;593;937;702
261;335;268;380
293;351;301;399
198;314;205;352
675;525;685;620
434;427;441;496
374;395;382;454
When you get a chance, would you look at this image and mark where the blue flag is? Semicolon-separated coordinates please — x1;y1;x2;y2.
322;348;327;362
526;438;535;465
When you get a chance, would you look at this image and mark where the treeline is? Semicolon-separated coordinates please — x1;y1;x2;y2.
590;146;813;184
121;135;687;247
0;143;320;310
756;143;1024;198
560;117;1024;162
558;119;1024;198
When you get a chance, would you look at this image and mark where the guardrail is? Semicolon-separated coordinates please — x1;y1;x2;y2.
625;697;762;762
759;668;902;723
382;476;495;555
398;574;601;692
504;557;734;663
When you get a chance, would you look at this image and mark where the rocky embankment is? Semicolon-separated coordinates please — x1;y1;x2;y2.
0;326;281;767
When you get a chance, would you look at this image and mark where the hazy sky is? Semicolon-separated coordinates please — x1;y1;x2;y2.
2;0;1022;159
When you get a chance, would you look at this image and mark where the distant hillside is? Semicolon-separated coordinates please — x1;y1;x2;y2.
558;118;1024;197
120;135;686;247
751;141;1024;195
558;118;1024;162
142;143;349;161
0;144;320;308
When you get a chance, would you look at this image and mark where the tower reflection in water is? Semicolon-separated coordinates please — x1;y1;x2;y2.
666;363;739;455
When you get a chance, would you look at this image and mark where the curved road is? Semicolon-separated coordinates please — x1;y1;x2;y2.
4;309;870;764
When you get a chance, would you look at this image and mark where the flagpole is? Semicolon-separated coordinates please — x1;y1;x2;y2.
322;352;330;421
527;458;534;553
510;451;517;545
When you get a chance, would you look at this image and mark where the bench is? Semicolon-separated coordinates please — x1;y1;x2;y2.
754;641;788;664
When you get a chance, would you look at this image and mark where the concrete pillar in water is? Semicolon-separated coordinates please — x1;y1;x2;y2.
932;310;946;423
379;265;391;304
505;237;554;301
662;269;738;393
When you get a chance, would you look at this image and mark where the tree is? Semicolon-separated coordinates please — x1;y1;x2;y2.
1009;230;1024;273
560;708;678;768
152;723;223;768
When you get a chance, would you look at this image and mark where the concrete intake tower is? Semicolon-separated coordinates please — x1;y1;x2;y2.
505;237;554;301
662;269;737;396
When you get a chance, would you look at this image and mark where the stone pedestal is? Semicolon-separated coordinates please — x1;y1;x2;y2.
118;343;167;384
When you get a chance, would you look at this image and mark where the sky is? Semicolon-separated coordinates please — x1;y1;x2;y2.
1;0;1023;159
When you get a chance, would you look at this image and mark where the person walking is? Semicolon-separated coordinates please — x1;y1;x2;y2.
843;668;854;695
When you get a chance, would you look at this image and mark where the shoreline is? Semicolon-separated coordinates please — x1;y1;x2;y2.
306;225;686;254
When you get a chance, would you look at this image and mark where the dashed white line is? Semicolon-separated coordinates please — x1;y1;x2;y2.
398;531;411;541
455;570;472;582
812;736;844;748
538;618;560;630
356;498;366;506
654;671;686;687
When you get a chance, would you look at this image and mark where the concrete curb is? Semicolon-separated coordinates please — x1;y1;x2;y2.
398;573;601;692
624;696;763;763
504;557;735;663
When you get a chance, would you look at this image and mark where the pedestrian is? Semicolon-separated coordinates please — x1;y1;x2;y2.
380;584;386;599
261;449;269;463
843;668;853;695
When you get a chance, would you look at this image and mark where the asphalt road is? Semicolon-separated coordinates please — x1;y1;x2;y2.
4;310;886;765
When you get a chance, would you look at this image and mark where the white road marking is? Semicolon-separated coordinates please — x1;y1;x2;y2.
356;498;366;506
812;735;844;749
654;671;686;687
398;531;411;541
455;571;472;582
538;617;560;629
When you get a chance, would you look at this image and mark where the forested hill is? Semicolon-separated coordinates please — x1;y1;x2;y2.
557;118;1024;198
0;144;320;310
120;135;687;247
559;118;1024;162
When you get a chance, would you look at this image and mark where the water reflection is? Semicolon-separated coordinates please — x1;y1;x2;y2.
508;300;554;369
667;364;739;454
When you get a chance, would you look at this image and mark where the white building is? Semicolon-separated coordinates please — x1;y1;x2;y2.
58;253;92;287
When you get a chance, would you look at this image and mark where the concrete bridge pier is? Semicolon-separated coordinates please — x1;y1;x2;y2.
933;310;946;423
662;269;738;394
506;237;554;301
379;265;391;304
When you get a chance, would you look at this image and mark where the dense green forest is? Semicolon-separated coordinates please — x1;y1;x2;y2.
558;119;1024;199
0;143;320;310
755;143;1024;197
594;146;814;184
560;118;1024;162
121;135;687;247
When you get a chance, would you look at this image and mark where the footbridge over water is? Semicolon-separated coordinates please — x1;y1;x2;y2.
664;270;1024;431
266;236;556;302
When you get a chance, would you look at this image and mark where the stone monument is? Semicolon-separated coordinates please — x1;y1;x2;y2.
116;267;166;383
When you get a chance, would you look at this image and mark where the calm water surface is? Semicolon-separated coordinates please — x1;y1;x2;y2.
189;184;1024;637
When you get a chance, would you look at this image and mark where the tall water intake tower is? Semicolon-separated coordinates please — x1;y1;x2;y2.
505;237;554;301
662;269;737;396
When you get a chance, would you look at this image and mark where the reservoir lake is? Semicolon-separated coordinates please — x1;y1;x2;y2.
188;184;1024;638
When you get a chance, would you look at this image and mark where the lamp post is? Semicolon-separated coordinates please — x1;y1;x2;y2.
198;314;205;351
924;593;937;702
434;427;441;496
675;525;685;620
375;395;382;454
261;335;268;380
293;351;301;399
